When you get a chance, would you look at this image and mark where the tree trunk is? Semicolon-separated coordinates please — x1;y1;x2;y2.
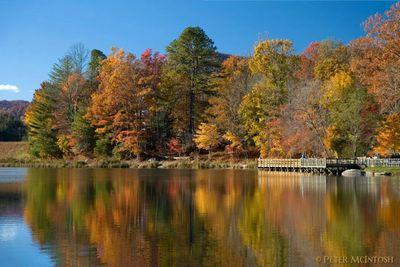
189;88;195;136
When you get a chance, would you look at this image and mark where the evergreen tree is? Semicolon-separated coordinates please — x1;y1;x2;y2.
164;27;220;147
71;107;96;155
88;49;106;82
24;82;61;158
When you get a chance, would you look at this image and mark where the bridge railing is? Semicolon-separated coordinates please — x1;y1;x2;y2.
258;158;326;168
258;159;301;168
326;158;357;166
258;158;400;168
357;158;400;167
301;158;326;168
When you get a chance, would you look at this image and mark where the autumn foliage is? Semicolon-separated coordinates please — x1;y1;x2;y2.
87;48;165;158
374;113;400;156
194;123;220;158
24;4;400;159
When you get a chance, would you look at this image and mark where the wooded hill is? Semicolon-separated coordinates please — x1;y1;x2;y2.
0;100;29;141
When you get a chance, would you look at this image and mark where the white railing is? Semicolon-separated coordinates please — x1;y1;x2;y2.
258;158;400;168
258;159;300;168
258;158;325;168
357;158;400;167
301;158;326;168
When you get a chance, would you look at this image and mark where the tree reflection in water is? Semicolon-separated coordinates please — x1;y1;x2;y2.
14;169;400;266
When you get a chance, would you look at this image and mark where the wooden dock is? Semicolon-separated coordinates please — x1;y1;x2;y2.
258;158;361;175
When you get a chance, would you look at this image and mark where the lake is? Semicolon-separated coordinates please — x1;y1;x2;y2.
0;168;399;266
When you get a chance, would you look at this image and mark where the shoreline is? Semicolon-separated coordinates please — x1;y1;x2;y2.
0;158;258;170
1;158;400;175
364;166;400;176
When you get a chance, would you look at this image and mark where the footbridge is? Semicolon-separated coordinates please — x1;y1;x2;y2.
257;158;400;175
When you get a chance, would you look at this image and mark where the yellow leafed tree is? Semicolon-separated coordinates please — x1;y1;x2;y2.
194;123;220;159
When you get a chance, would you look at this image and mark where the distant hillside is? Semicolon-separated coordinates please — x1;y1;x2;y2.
218;52;231;62
0;100;30;141
0;100;30;118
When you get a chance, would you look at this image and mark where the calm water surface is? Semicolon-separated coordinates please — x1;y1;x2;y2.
0;168;399;266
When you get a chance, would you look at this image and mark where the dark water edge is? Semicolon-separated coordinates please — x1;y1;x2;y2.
1;168;400;267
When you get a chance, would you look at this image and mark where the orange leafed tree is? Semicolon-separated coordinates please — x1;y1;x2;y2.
351;2;400;114
87;48;151;158
374;113;400;156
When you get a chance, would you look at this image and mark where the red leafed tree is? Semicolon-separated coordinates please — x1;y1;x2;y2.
351;2;400;114
167;138;183;156
296;42;320;80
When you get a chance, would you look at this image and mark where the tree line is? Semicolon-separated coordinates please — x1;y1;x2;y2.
25;3;400;159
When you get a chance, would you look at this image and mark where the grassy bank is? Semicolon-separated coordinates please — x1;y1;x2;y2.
0;142;29;160
365;166;400;175
0;142;257;169
0;157;258;169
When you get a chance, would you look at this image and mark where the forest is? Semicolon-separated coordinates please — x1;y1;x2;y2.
24;3;400;160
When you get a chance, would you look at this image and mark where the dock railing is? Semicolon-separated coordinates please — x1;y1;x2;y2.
258;158;400;168
258;158;301;168
258;158;326;168
326;158;357;166
357;158;400;167
301;158;326;168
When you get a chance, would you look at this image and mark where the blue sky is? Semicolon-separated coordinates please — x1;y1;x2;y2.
0;0;395;101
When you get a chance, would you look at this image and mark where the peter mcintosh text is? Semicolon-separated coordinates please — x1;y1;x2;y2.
315;256;394;264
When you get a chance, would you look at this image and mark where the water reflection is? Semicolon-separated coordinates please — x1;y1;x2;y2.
0;168;399;266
